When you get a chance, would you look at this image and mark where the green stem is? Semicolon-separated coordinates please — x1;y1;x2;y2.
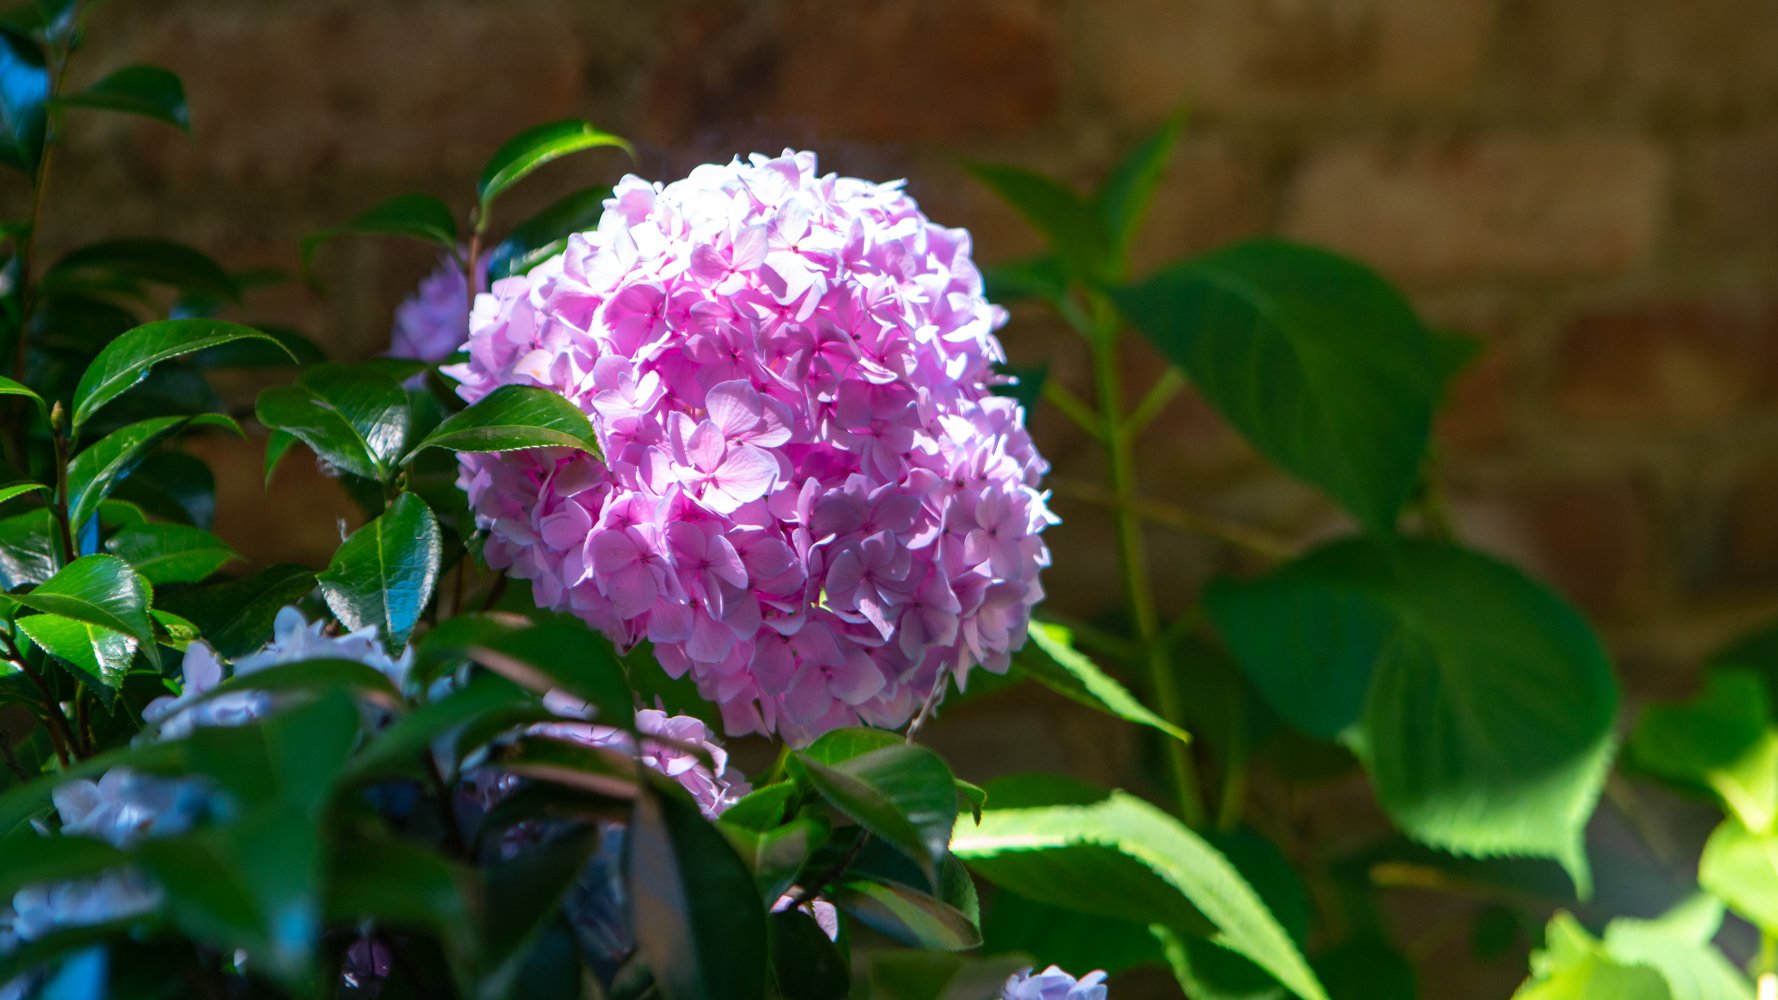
1039;381;1103;440
1760;935;1776;1000
1122;369;1184;439
1087;292;1205;827
8;36;73;458
49;409;75;565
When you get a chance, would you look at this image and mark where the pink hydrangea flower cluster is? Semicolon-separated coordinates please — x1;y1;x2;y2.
446;150;1054;742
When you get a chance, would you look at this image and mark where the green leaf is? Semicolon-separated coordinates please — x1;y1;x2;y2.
833;876;980;950
1207;538;1618;884
0;832;128;901
181;657;404;717
13;554;154;650
405;383;601;462
1629;670;1778;831
1016;619;1190;744
0;373;46;422
71;319;289;434
719;783;798;833
15;613;136;691
966;162;1109;282
53;65;188;131
317;492;440;652
1700;817;1778;934
1114;240;1440;533
301;193;458;267
865;953;1034;1000
103;522;240;585
254;363;408;481
67;414;238;531
1515;913;1673;1000
110;450;215;527
154;564;315;658
1601;898;1754;1000
720;816;827;903
983;254;1067;306
467;618;633;729
794;741;957;883
768;909;849;1000
1312;938;1417;1000
325;834;473;932
628;778;768;1000
0;27;47;173
1097;110;1184;268
1167;828;1311;1000
0;507;57;588
477;120;632;212
343;672;531;783
952;779;1327;1000
50;239;237;306
485;185;611;280
983;889;1167;979
0;481;46;507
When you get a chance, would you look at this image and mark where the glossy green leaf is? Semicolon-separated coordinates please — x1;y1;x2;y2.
485;185;611;280
301;193;458;267
0;27;47;173
477;119;632;211
801;726;901;765
54;65;188;131
254;363;408;481
0;374;46;422
833;877;980;950
865;953;1034;1000
1208;538;1618;884
0;507;57;588
720;816;827;903
476;827;598;994
50;240;237;305
405;383;601;461
15;613;136;691
952;779;1327;1000
1097;110;1184;269
154;564;315;658
71;319;289;433
318;492;440;652
1629;670;1778;831
0;833;127;901
467;618;633;729
13;554;154;649
719;783;798;833
768;909;849;1000
1016;619;1190;744
67;414;238;531
1114;240;1440;533
967;162;1109;282
0;481;46;507
795;741;956;883
628;778;768;1000
103;522;240;585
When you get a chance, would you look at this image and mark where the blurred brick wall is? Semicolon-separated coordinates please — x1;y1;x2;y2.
13;1;1778;991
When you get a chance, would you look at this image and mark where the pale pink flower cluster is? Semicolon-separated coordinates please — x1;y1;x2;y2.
446;151;1054;742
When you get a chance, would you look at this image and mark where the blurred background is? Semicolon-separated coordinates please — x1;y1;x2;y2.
15;0;1778;995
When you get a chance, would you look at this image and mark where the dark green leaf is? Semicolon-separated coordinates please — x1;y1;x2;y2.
1629;670;1778;831
1169;829;1311;1000
801;726;900;765
629;778;767;1000
0;373;46;421
71;319;288;433
182;656;404;716
719;782;798;833
50;240;237;307
325;834;473;933
318;492;441;651
301;194;458;267
1114;240;1440;533
952;779;1327;1000
180;691;361;813
1208;538;1618;885
191;324;323;369
103;522;239;585
1097;111;1184;268
67;414;238;530
1016;619;1190;744
110;450;215;527
467;618;633;729
720;815;827;902
0;26;47;173
485;185;610;280
154;564;315;658
983;889;1167;978
477;120;632;211
983;254;1067;306
15;613;136;691
0;507;56;588
406;382;601;461
833;877;980;950
865;953;1033;1000
254;363;408;481
1312;938;1416;1000
343;672;531;782
478;827;599;994
966;162;1109;282
794;742;956;883
13;554;154;649
54;65;188;131
497;734;641;800
768;909;848;1000
0;832;127;901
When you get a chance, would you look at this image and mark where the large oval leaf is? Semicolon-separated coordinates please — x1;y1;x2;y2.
103;522;240;586
53;65;188;132
50;240;237;306
72;319;290;434
255;364;408;481
795;741;957;884
628;779;768;1000
15;613;137;693
404;383;600;461
476;120;631;211
484;185;610;280
1114;240;1441;533
1207;538;1618;886
1015;619;1189;744
12;554;154;650
317;492;440;652
951;780;1327;1000
67;414;238;531
1628;670;1778;832
300;193;458;267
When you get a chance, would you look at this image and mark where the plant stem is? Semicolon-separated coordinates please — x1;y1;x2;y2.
1038;381;1102;440
1048;477;1294;561
50;410;75;565
1123;369;1184;439
1761;934;1776;1000
0;729;30;783
1086;291;1205;827
9;35;73;458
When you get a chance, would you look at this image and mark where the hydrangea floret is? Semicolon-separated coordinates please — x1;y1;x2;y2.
1002;965;1110;1000
446;150;1055;743
388;251;473;364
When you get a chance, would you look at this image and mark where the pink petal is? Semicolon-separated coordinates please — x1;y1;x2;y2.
706;380;762;438
709;445;779;508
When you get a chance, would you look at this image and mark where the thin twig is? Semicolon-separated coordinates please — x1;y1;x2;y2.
1039;380;1103;440
1;630;73;766
0;729;30;783
1122;368;1185;440
784;828;868;910
1049;476;1296;561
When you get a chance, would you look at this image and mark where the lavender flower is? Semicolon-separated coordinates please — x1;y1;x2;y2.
1003;966;1110;1000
